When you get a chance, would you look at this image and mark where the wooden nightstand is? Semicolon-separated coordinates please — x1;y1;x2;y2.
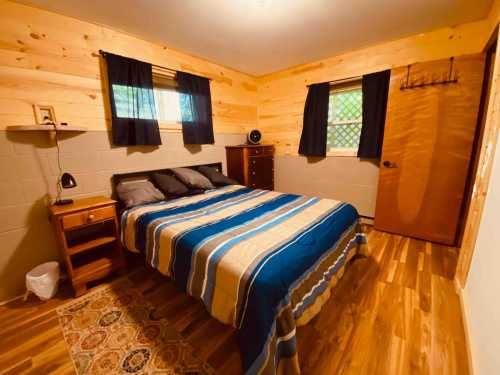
49;196;125;296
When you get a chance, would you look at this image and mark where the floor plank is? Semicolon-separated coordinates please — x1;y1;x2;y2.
0;228;469;375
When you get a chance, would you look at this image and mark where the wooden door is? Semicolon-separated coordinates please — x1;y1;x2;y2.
374;54;485;245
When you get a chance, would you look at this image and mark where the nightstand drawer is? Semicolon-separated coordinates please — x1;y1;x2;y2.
61;205;115;230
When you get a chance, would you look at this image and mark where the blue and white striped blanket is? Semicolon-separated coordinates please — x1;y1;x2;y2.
122;185;366;374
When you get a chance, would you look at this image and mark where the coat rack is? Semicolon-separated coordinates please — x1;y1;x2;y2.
400;57;459;90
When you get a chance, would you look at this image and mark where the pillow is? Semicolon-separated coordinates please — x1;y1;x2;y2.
198;166;238;186
116;180;165;208
152;173;189;197
184;188;206;196
171;167;215;190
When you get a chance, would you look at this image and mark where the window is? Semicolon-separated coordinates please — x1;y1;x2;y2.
112;84;157;120
153;87;182;123
111;72;192;130
327;82;362;156
152;73;189;129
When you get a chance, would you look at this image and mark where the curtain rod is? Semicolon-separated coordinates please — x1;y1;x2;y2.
98;50;212;81
306;75;362;87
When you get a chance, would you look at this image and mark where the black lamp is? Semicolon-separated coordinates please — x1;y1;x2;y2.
54;172;77;205
61;173;77;189
52;123;78;206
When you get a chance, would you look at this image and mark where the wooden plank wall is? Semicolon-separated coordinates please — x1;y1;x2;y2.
253;17;491;219
256;20;490;156
0;0;258;132
0;0;497;301
0;0;258;302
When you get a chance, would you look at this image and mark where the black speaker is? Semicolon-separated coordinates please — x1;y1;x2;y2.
247;129;262;145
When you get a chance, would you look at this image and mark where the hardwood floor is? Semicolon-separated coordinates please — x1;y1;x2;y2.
0;227;469;374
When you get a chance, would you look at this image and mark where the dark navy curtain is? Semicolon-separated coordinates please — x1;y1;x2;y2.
104;52;161;146
298;82;330;157
357;70;391;158
177;72;214;145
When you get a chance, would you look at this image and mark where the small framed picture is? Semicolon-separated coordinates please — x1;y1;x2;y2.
33;104;57;125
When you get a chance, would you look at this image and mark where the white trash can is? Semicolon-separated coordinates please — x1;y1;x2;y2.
25;261;60;301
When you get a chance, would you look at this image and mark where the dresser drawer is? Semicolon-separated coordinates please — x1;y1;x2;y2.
249;177;274;190
61;205;115;230
249;156;274;170
248;156;274;189
247;146;274;157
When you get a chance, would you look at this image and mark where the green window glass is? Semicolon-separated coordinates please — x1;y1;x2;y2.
112;84;156;120
327;86;362;152
113;80;194;124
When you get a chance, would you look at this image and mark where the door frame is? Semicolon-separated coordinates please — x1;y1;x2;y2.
456;26;499;287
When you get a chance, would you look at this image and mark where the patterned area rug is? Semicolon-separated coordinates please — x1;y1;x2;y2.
56;278;215;375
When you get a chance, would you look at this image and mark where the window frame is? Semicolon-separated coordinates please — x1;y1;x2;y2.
326;81;362;157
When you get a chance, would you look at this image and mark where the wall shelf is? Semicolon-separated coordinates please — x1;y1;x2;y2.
6;125;88;132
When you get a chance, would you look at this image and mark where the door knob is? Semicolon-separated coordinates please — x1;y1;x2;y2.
383;160;398;168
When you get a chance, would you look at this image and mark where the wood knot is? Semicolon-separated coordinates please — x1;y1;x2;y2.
30;32;40;40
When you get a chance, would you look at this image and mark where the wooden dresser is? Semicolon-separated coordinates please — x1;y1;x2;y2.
226;145;275;190
49;196;125;296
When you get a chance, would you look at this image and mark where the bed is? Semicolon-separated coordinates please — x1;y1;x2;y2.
115;163;367;375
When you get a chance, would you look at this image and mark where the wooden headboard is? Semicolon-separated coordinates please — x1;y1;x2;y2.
111;162;223;200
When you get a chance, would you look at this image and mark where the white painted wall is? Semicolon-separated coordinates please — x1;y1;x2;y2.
274;156;379;217
465;133;500;374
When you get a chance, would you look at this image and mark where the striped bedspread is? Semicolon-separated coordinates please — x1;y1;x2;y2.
121;185;366;375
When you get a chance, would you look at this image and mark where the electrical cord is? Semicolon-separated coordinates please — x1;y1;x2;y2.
52;122;63;203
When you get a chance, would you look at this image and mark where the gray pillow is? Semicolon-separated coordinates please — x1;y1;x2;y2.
198;166;238;186
171;167;215;190
152;173;189;197
116;180;165;208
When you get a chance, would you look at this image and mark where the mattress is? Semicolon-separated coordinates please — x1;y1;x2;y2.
121;185;367;375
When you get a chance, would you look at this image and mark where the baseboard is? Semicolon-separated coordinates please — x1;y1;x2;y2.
0;275;69;306
455;279;475;375
360;216;374;225
0;293;24;306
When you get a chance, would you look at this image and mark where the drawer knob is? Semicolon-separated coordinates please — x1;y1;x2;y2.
88;214;95;221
